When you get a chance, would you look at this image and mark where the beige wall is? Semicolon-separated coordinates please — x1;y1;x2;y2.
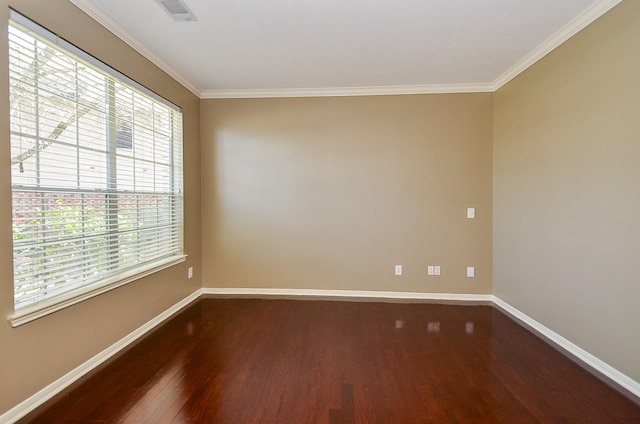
0;0;201;414
201;94;493;294
4;0;637;416
494;0;640;382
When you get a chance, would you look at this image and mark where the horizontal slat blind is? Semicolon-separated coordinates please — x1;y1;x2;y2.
9;14;184;309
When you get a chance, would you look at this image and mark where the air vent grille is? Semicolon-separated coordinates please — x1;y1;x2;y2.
156;0;197;22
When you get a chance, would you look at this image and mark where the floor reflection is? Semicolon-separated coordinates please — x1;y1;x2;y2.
466;321;475;334
427;321;441;333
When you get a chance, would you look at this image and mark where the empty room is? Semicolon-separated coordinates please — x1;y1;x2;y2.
1;0;639;422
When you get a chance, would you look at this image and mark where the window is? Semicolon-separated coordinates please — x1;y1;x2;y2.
8;11;184;323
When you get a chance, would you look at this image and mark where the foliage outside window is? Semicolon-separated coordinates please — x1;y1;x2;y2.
8;12;184;314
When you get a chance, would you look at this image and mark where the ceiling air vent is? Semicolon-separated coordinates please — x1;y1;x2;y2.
156;0;197;22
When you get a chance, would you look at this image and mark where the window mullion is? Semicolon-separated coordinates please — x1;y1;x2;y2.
76;64;89;283
170;111;177;251
105;78;119;271
34;38;49;299
132;91;141;256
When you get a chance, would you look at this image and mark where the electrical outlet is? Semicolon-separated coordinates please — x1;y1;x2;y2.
467;207;475;219
434;265;441;276
467;266;475;278
395;265;403;276
188;267;193;279
427;265;434;276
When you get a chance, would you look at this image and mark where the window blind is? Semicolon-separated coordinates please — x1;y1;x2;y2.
9;13;184;311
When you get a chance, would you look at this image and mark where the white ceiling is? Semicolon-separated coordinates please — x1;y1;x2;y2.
69;0;621;98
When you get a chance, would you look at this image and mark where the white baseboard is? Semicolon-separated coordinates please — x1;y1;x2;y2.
211;289;639;400
4;288;638;422
492;296;640;400
203;287;494;302
0;289;203;424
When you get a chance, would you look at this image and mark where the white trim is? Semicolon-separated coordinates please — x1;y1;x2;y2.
0;289;203;424
8;255;187;327
68;0;621;99
492;0;623;90
202;287;493;302
2;289;638;422
492;296;640;399
211;288;640;398
200;83;494;99
68;0;202;97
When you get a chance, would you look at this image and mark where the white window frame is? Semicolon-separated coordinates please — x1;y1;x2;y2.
7;11;186;327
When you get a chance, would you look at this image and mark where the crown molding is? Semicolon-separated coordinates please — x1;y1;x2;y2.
70;0;622;99
68;0;202;98
200;83;494;99
492;0;623;91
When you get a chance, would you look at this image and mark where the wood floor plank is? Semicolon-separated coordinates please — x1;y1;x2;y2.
17;298;640;423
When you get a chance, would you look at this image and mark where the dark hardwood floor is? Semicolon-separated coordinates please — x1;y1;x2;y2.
18;297;640;423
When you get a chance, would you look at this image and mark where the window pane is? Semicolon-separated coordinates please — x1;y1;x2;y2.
9;14;184;310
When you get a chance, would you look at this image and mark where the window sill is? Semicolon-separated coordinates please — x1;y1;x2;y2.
8;255;187;327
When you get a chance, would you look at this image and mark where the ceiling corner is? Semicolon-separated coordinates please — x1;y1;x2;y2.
68;0;202;98
492;0;623;91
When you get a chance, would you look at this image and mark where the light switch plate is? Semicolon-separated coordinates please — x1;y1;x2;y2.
467;266;475;278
